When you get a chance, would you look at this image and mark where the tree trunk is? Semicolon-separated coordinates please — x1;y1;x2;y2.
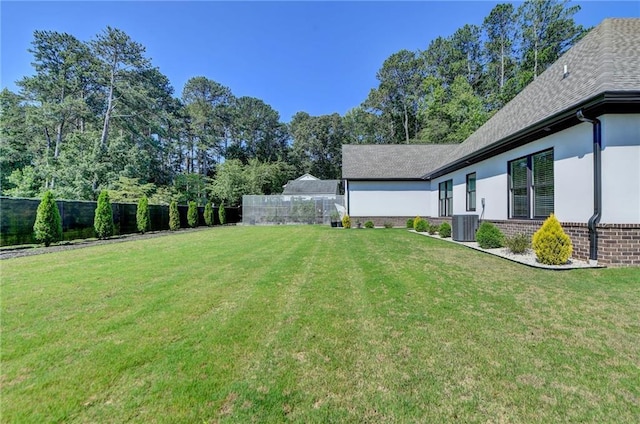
403;103;410;143
100;60;117;150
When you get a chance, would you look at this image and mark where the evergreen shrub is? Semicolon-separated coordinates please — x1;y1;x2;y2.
204;202;214;226
94;190;114;239
187;201;198;228
342;214;351;229
504;233;530;254
414;218;428;232
383;222;393;229
218;202;226;225
33;191;63;247
169;200;180;231
476;221;504;248
532;214;573;265
364;221;374;229
428;224;438;235
413;215;422;231
439;222;451;238
136;195;150;234
406;218;414;229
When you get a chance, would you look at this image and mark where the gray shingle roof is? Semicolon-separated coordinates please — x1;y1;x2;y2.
282;179;340;195
341;144;457;179
342;19;640;181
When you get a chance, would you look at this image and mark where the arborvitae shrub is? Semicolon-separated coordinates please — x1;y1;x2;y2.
136;195;150;234
169;200;180;231
414;218;428;232
218;202;226;225
187;201;198;228
413;215;422;231
342;214;351;229
94;190;114;239
364;220;374;229
439;222;451;238
204;202;214;226
532;214;573;265
406;218;414;229
428;224;438;235
505;233;530;254
476;221;504;248
33;191;63;247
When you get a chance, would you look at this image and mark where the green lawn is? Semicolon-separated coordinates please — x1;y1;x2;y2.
2;226;639;423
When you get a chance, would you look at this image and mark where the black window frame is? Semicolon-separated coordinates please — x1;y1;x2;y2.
466;172;476;212
508;149;554;219
439;179;453;217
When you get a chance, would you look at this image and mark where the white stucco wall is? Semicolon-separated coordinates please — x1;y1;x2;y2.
347;180;430;216
600;114;640;223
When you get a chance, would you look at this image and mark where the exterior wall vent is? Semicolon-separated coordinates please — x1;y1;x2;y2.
452;215;479;242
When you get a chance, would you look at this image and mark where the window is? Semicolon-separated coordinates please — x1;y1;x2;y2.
466;173;476;211
508;149;554;219
439;179;453;217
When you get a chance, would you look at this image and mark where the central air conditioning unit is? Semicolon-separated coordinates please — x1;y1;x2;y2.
452;215;479;242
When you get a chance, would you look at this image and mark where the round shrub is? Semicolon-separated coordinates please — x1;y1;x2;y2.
439;222;451;238
136;195;150;234
505;233;530;254
406;218;415;229
476;221;504;248
364;221;374;229
187;201;198;228
169;200;180;231
532;214;573;265
218;202;226;225
428;224;438;235
204;202;214;226
342;214;351;229
414;218;428;232
383;222;393;229
33;190;63;247
94;190;114;240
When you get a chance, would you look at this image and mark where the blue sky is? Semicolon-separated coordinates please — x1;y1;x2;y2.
1;1;638;122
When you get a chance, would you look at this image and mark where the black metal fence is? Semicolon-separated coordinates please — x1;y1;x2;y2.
0;196;241;247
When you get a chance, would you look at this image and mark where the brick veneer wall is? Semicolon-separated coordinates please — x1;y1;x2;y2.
351;216;640;266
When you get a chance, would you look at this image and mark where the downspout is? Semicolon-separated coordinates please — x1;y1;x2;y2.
576;110;602;264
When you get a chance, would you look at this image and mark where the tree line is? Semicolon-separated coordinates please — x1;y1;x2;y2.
1;1;586;206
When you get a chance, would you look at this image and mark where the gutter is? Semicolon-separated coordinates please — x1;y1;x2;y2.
576;110;602;265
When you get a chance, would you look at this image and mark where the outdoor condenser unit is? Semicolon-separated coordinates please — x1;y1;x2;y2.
452;215;479;242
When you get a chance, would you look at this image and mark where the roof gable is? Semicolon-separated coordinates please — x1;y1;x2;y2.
282;179;340;195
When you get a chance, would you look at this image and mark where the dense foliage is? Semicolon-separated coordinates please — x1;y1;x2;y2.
187;201;198;228
476;222;504;249
218;201;226;225
414;218;429;233
532;214;573;265
342;214;351;229
406;218;415;229
33;191;63;246
136;195;150;234
203;202;214;226
169;200;180;231
439;222;452;238
2;2;585;204
364;221;374;229
94;190;114;239
505;233;531;254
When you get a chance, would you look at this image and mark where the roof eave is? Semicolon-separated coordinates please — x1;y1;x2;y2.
422;91;640;180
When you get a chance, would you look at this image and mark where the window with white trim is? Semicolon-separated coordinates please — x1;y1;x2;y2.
508;149;554;219
439;179;453;217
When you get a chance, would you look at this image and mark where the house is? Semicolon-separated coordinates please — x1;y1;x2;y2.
342;18;640;266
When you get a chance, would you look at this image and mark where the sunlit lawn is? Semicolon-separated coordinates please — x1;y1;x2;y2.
2;226;639;422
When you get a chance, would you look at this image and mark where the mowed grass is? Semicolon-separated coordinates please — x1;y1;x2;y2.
2;226;639;423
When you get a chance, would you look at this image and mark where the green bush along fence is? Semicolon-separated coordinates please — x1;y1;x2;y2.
0;196;240;247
